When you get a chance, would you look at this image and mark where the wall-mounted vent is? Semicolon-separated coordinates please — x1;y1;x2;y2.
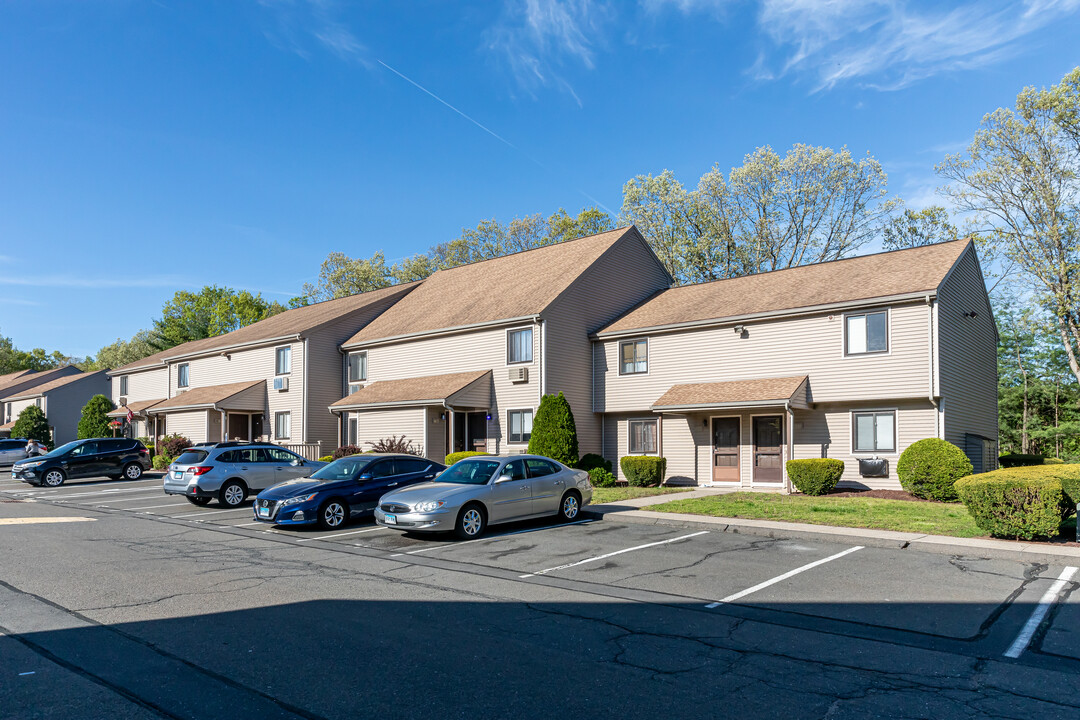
508;367;529;384
273;377;290;391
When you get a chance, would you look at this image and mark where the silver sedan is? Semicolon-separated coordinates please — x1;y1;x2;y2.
374;454;593;539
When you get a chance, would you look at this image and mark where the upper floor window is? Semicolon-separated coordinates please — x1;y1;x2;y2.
852;410;895;453
276;346;291;375
620;339;648;375
177;364;189;388
507;328;533;365
119;375;128;396
846;311;888;355
348;352;367;384
628;419;658;454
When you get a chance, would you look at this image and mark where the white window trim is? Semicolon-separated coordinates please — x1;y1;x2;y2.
749;412;786;486
274;411;292;440
850;408;898;455
275;346;292;376
618;337;650;376
627;417;659;456
505;326;535;367
177;364;189;388
842;308;892;358
347;351;367;383
506;408;534;445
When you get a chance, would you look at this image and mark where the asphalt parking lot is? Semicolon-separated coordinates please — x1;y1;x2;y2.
2;471;1078;718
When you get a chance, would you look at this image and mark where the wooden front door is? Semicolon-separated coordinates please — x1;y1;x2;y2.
712;417;740;483
753;416;783;483
227;413;250;441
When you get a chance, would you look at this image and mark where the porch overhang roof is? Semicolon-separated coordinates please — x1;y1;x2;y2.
0;421;15;432
146;381;265;414
329;370;492;413
107;398;166;418
651;376;810;412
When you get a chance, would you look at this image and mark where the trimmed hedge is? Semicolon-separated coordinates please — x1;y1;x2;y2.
786;458;844;496
1044;457;1066;465
897;438;972;501
588;467;617;488
956;467;1072;540
445;451;491;465
998;453;1046;468
576;453;612;474
620;456;667;487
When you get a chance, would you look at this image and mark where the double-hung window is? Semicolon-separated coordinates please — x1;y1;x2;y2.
119;376;128;396
275;411;291;440
507;409;533;444
347;352;367;393
275;347;291;375
852;411;895;453
507;328;533;365
846;311;888;355
177;364;189;388
628;419;658;454
620;339;648;375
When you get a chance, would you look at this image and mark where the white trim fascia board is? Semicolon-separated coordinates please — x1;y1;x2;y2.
106;363;167;377
149;403;217;414
341;315;541;350
107;333;304;376
652;399;791;412
330;398;447;413
592;292;937;340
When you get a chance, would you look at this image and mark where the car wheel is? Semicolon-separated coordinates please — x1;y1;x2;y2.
318;499;347;530
454;504;486;540
219;480;247;508
186;496;213;507
42;469;66;487
557;491;581;522
122;463;143;480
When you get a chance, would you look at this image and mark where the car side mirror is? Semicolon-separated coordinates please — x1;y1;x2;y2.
358;473;373;481
495;474;514;484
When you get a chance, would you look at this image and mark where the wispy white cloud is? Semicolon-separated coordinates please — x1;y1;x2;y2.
0;275;191;289
485;0;612;104
258;0;368;64
0;297;40;306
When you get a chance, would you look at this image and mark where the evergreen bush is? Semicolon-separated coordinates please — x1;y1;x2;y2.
956;467;1071;539
11;406;51;446
620;456;667;487
998;453;1046;468
588;467;617;488
576;453;612;473
527;392;579;466
897;438;972;501
786;458;845;496
77;394;115;439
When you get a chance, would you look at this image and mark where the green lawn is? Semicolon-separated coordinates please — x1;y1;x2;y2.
591;486;693;504
651;492;986;538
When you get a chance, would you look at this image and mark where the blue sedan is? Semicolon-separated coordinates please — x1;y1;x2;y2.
253;454;445;529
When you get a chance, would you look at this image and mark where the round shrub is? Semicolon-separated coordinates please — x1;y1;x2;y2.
897;439;972;501
588;467;617;488
527;392;579;467
445;451;491;465
11;405;51;446
620;456;667;487
576;453;612;474
786;458;844;496
152;454;173;471
956;468;1070;540
159;434;192;458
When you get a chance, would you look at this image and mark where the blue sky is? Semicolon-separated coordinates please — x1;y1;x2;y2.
1;0;1078;357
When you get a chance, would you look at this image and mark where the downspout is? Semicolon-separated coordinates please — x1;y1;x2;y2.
219;409;226;442
302;338;309;444
785;401;794;495
926;295;939;438
539;319;546;399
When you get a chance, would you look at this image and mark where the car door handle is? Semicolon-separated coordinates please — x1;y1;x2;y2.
241;467;248;470
555;480;564;486
424;475;435;479
387;482;398;487
521;485;530;492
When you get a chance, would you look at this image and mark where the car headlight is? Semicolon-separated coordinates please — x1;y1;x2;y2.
414;500;445;513
281;493;318;506
20;461;45;468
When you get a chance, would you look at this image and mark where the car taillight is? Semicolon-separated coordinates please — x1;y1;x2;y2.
191;466;213;476
139;448;149;455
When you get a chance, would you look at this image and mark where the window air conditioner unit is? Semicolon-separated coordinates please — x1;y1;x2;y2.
119;396;128;406
274;377;290;391
858;457;889;477
508;367;529;384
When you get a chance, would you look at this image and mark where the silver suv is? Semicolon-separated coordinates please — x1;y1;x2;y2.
163;442;327;508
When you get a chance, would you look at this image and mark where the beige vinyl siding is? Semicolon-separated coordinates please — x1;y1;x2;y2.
426;407;447;462
450;374;494;409
111;368;168;408
360;325;539;454
166;341;301;443
6;397;39;427
936;247;998;468
596;301;931;413
161;410;207;443
350;408;428;458
543;229;671;456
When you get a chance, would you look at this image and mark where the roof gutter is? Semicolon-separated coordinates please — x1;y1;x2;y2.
652;398;793;412
330;398;448;414
343;315;542;350
108;333;304;375
593;291;938;341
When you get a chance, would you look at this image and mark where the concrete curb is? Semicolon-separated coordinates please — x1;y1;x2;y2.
582;505;1080;565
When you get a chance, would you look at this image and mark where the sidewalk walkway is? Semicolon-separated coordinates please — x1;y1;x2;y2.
585;488;1080;565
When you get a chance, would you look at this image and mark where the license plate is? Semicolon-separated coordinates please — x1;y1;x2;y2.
10;472;16;479
384;514;397;525
173;471;182;479
258;507;270;518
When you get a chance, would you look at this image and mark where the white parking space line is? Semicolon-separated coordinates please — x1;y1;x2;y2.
704;545;865;608
390;519;596;558
95;494;177;504
125;502;197;511
1004;565;1078;659
518;530;709;578
170;508;251;518
48;488;161;500
296;527;389;542
230;521;264;527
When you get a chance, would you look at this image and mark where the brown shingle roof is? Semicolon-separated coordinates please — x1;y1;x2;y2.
330;370;490;410
147;380;263;412
652;376;808;410
344;227;638;347
0;421;15;431
0;367;78;398
107;398;166;417
3;370;107;401
0;369;30;386
112;282;420;373
599;240;971;336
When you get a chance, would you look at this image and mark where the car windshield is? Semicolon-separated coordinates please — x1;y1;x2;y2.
309;456;374;482
436;459;502;485
174;450;209;465
42;441;81;458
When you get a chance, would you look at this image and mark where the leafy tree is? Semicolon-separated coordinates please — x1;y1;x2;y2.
78;394;115;439
0;329;78;374
11;405;51;446
527;392;579;466
83;330;157;371
881;206;959;250
299;252;392;303
150;286;286;350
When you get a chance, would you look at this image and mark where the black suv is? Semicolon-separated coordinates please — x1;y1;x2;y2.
11;438;152;487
